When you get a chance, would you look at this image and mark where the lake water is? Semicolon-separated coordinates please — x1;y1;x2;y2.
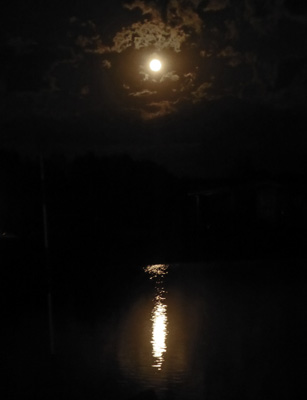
53;261;306;400
4;260;306;399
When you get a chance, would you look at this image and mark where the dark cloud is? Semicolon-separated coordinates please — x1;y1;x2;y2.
202;0;229;12
243;0;283;35
283;1;307;17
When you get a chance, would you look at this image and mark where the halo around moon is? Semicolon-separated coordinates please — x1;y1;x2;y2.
149;59;162;72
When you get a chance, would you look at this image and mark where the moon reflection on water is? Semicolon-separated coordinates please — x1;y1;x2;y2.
144;264;169;370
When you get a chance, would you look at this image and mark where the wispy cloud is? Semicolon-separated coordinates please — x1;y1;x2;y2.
218;46;243;66
160;71;180;82
191;82;214;103
140;100;176;119
129;89;157;97
123;0;161;19
102;59;112;69
167;0;203;34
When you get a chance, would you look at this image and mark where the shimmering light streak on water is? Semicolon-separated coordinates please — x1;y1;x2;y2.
151;301;167;369
144;264;169;370
145;264;169;279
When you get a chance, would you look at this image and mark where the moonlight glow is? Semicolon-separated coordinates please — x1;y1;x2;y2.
149;59;162;72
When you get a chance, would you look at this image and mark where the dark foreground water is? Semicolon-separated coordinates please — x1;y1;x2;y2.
3;259;307;400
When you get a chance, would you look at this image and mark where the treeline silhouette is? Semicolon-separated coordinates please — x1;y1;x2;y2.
0;150;190;259
2;148;307;323
2;149;307;267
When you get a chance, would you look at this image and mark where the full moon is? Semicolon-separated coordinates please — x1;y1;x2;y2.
149;59;162;72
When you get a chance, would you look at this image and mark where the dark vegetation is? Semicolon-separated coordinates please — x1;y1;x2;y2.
2;148;307;306
2;149;307;263
1;148;307;299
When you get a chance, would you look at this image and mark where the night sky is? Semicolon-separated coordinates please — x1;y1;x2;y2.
1;0;307;178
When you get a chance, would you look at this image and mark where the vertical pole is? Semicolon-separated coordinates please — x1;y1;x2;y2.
40;154;55;355
195;194;200;224
195;194;201;258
